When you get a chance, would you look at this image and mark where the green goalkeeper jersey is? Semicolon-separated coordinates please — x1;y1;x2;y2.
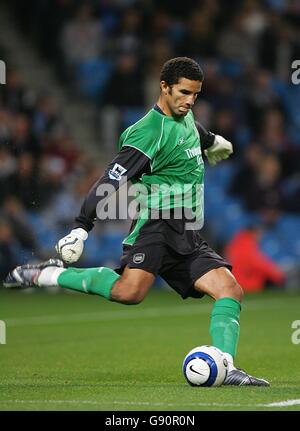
119;107;205;246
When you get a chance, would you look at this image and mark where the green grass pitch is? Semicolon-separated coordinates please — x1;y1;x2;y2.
0;286;300;411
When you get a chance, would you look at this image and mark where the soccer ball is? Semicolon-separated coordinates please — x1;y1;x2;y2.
183;345;228;387
57;237;84;264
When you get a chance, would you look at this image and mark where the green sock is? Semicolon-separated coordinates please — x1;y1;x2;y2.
209;297;241;358
57;267;120;300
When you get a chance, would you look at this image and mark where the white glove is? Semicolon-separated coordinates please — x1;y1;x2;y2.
204;135;233;166
55;228;88;263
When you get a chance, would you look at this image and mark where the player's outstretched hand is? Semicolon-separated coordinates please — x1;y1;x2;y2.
55;228;88;263
204;135;233;166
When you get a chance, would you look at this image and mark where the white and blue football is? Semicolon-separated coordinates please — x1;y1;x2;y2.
183;345;228;387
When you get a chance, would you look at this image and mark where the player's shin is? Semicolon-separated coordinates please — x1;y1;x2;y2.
209;297;241;368
56;267;120;300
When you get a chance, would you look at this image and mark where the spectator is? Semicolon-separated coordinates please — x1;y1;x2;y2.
144;37;174;107
59;2;104;86
245;69;282;131
37;154;68;209
225;225;286;292
258;11;300;79
1;196;43;257
230;150;284;217
10;114;39;157
32;93;61;139
0;218;18;280
44;126;81;173
0;69;30;113
258;108;300;178
210;108;237;146
147;10;172;42
113;7;143;55
102;52;145;108
43;162;104;229
218;12;259;66
230;142;263;197
0;108;13;144
60;3;103;66
0;145;17;204
179;8;217;58
9;152;40;209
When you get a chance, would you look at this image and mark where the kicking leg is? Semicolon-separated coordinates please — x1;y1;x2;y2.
5;261;154;305
57;265;154;304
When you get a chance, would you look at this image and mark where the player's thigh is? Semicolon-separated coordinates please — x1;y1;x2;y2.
119;265;155;292
111;265;155;304
159;251;204;299
160;241;235;300
112;241;165;304
189;239;242;300
194;267;243;301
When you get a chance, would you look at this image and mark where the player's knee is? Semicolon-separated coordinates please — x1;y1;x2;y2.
221;277;244;303
111;281;145;305
124;287;145;305
238;283;244;302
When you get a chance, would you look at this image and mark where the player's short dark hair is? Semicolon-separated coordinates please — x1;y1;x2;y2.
160;57;204;85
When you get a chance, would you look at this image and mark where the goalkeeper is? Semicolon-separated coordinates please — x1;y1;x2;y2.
6;57;269;386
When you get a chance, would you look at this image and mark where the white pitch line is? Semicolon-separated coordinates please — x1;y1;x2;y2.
4;304;211;327
3;296;298;328
0;399;243;407
263;399;300;407
0;399;300;408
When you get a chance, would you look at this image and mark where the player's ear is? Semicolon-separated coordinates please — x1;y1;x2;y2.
160;80;169;95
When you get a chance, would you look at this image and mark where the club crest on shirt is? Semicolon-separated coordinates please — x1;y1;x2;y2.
108;163;127;181
178;137;185;145
133;253;145;264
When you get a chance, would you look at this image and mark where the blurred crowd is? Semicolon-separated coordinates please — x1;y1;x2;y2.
1;0;300;289
0;67;109;278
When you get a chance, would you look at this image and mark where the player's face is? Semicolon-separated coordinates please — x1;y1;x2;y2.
161;78;202;117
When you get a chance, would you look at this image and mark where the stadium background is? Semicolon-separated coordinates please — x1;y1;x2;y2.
1;0;300;291
1;0;300;414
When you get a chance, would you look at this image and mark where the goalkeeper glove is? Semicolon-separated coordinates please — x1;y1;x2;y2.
204;135;233;166
55;228;88;263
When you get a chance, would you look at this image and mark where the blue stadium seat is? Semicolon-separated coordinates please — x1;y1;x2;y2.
83;231;123;267
209;201;253;242
274;214;300;258
121;107;146;129
218;59;243;78
259;223;299;267
206;162;237;190
260;231;281;260
76;58;113;99
275;214;300;236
